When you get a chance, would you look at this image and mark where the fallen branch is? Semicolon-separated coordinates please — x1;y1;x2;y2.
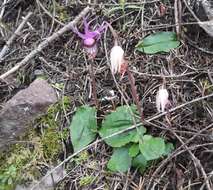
0;6;91;80
174;0;181;38
0;12;33;62
31;92;213;190
0;0;7;20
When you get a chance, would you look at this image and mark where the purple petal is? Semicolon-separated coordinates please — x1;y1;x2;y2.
83;16;90;34
95;23;108;40
84;43;98;59
83;16;97;34
98;23;108;33
84;38;96;47
85;31;99;38
70;26;87;39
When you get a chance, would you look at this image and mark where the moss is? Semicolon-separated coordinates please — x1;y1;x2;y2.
49;2;69;22
79;175;96;187
87;160;98;170
39;96;70;161
0;165;17;190
0;144;41;190
200;78;213;94
41;127;62;160
0;96;71;189
74;151;90;165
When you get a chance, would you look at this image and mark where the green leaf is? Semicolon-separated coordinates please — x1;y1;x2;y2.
107;147;132;172
129;144;139;157
139;135;166;161
99;105;146;147
70;106;97;152
136;32;180;54
7;178;12;185
131;126;146;143
164;142;174;155
132;154;147;173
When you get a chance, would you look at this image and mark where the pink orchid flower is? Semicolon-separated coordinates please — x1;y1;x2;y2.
71;16;107;59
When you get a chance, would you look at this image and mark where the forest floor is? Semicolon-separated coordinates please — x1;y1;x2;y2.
0;0;213;190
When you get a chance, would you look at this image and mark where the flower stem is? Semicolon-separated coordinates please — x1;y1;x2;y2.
126;66;144;122
89;60;98;108
105;22;119;46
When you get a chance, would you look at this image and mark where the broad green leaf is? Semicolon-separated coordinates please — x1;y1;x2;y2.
132;154;147;173
139;135;166;161
164;143;174;155
70;106;97;152
99;105;145;147
129;144;139;157
136;32;180;54
107;147;132;172
131;126;147;143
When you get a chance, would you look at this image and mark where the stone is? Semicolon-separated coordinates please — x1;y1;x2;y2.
193;0;213;37
0;78;58;149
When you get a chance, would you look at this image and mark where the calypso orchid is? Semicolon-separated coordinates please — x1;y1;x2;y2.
71;16;107;59
156;85;170;112
106;22;127;76
110;45;125;74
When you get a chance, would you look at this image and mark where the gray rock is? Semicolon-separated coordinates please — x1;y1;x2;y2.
193;0;213;37
0;78;57;149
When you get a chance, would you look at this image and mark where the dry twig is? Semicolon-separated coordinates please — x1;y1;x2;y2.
0;0;7;20
174;0;181;38
0;12;32;62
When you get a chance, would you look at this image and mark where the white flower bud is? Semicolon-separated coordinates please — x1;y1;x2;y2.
156;86;170;112
110;45;124;74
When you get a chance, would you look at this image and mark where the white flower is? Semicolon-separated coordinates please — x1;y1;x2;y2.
110;45;124;74
156;86;170;112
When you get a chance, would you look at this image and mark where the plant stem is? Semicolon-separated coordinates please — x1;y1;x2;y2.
105;22;119;46
89;60;98;108
126;66;144;122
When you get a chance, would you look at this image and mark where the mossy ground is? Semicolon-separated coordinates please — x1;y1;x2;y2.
0;96;70;190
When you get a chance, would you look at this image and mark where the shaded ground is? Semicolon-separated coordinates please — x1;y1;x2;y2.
0;0;213;189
